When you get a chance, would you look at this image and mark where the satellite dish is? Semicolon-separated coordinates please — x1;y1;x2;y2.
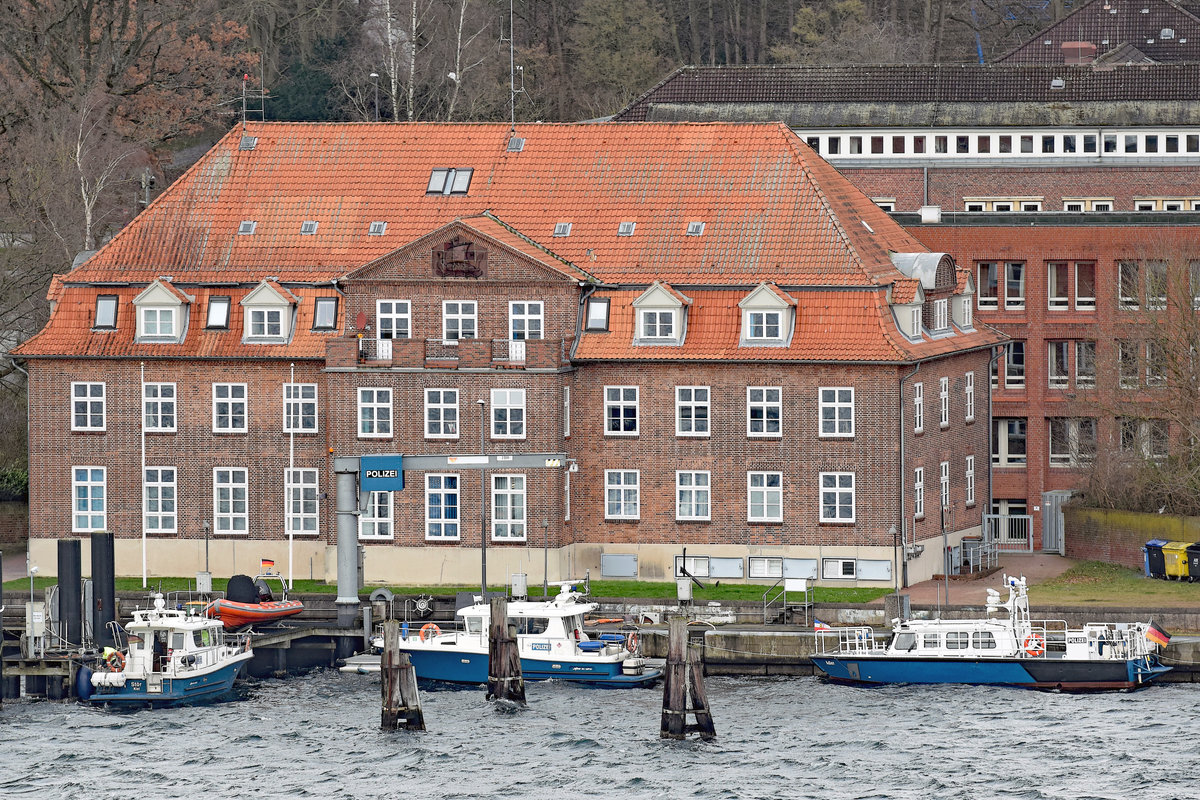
355;311;367;330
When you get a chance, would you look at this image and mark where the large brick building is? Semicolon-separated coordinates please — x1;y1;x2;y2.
14;122;1002;587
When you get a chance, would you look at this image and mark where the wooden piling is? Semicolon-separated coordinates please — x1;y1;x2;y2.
660;617;715;740
486;596;526;704
380;620;425;730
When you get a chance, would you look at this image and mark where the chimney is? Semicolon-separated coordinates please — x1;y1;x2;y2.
1061;41;1097;64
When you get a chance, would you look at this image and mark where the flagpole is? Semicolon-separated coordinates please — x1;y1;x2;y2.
288;363;295;591
141;362;147;589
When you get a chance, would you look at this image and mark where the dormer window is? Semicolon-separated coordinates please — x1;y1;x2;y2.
960;297;973;329
686;221;705;236
368;221;387;236
632;283;688;345
133;280;188;343
618;222;636;236
238;221;257;235
747;311;781;340
738;283;794;346
911;307;922;337
427;167;472;195
312;297;338;330
207;296;231;329
300;221;318;235
93;295;118;329
142;307;175;337
241;281;295;343
640;309;675;339
553;222;572;237
585;298;610;331
249;308;282;338
933;298;949;331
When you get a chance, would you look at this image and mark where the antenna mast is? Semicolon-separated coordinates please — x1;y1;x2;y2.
504;0;524;132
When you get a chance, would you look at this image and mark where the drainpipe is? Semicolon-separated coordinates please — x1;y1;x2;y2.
987;346;1005;526
898;361;921;589
922;167;929;208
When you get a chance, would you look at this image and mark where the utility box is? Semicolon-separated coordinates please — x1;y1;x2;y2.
196;571;213;594
676;578;693;604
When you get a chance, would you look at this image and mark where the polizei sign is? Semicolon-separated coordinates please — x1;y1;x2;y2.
361;455;404;491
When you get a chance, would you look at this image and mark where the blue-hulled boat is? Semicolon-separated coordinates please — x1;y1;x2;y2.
380;584;660;687
76;594;253;707
814;575;1171;691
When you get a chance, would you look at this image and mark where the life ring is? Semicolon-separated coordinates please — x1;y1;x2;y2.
418;623;441;642
106;651;126;672
626;632;639;653
1023;634;1046;657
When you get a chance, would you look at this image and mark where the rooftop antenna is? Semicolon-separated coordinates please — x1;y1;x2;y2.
240;65;269;131
501;0;525;133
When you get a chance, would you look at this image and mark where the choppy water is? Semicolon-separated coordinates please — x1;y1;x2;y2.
1;673;1196;800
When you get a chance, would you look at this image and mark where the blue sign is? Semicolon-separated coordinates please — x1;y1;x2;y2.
361;455;404;491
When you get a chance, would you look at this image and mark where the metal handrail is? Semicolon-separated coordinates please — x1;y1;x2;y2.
762;577;785;623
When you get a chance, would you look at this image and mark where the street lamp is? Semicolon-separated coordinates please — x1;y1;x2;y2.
477;398;487;597
541;518;550;597
370;72;380;122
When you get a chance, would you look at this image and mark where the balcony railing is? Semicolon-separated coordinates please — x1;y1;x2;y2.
347;336;553;369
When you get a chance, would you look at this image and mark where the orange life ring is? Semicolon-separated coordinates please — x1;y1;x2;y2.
106;651;126;672
419;623;441;642
626;632;639;653
1023;634;1046;657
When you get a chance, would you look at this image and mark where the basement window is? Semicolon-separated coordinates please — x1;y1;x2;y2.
427;167;473;195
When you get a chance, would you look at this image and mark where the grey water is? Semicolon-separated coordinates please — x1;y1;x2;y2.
2;673;1196;800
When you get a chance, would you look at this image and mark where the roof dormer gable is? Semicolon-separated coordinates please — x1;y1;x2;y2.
890;252;956;291
738;283;795;346
133;279;192;342
240;280;297;343
632;281;689;344
888;279;926;341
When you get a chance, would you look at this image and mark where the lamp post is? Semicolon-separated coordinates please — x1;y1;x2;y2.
202;519;211;574
541;518;550;597
370;72;379;121
477;398;487;597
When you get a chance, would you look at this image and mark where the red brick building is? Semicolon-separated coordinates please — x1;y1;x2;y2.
14;122;1002;587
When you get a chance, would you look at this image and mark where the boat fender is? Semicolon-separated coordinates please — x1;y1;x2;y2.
419;623;441;642
1023;634;1046;657
106;650;126;672
401;622;409;641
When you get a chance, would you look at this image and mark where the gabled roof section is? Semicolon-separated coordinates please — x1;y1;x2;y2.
998;0;1200;64
888;279;923;306
241;280;298;306
634;281;691;307
739;282;797;308
63;121;923;289
134;279;193;306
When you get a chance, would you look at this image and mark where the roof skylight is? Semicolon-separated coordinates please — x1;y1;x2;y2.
427;168;473;195
238;221;257;235
300;221;318;235
618;222;636;236
553;222;572;237
686;221;705;236
368;221;387;236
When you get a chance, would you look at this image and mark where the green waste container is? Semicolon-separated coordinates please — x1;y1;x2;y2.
1163;541;1191;580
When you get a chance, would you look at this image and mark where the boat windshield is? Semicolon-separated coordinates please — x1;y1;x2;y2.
193;628;216;648
893;632;917;652
508;617;550;635
465;617;484;635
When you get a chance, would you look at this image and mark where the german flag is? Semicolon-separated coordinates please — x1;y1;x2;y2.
261;558;275;570
1146;622;1171;647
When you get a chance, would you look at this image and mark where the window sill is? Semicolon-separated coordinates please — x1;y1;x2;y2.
748;518;784;525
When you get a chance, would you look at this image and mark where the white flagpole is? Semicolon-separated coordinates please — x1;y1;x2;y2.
288;363;295;590
140;362;147;588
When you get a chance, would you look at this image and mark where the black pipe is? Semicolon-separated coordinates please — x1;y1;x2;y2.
91;532;116;649
58;540;83;647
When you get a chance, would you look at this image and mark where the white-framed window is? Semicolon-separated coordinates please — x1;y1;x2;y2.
285;468;319;535
425;474;460;539
206;296;230;329
964;371;975;422
1048;341;1069;390
144;467;176;534
674;555;710;578
1120;418;1170;462
72;466;106;532
1049;418;1098;467
300;220;318;235
377;300;411;339
212;383;247;433
939;377;949;429
284;384;318;433
248;308;282;339
639;309;676;340
976;262;998;310
509;301;543;340
71;382;106;431
1147;261;1168;311
213;467;248;533
605;470;640;519
491;388;526;439
1004;342;1026;389
94;295;118;329
993;418;1028;467
818;387;854;437
819;472;855;523
1076;262;1096;310
1004;261;1025;310
1076;341;1096;388
427;167;472;195
939;461;950;508
932;298;948;331
140;306;176;338
965;455;976;506
443;300;477;340
747;387;781;437
1047;262;1069;310
823;558;856;580
913;382;924;433
359;491;394;540
748;471;783;522
604;386;638;436
553;222;572;237
913;467;925;519
491;474;526;540
676;471;711;521
563;387;571;438
1119;262;1140;309
143;383;176;432
748;556;784;579
358;387;392;438
424;389;458;439
585;298;610;331
368;220;387;236
960;297;973;329
746;310;782;340
675;386;710;436
910;306;921;338
1118;341;1139;389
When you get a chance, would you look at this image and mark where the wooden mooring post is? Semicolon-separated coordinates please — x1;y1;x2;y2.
660;617;715;740
486;595;526;704
380;620;425;730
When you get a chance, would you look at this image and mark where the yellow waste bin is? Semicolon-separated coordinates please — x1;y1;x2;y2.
1162;541;1192;580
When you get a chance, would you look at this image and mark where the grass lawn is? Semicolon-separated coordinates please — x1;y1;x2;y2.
3;575;891;604
1028;561;1200;607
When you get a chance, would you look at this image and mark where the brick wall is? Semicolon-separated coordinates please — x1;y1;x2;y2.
1065;506;1200;570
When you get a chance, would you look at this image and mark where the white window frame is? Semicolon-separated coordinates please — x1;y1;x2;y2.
604;386;639;436
932;298;948;331
1047;262;1069;310
675;386;710;437
72;466;106;532
960;297;973;329
939;461;950;508
819;472;855;523
143;466;176;534
747;387;782;438
1005;342;1026;389
425;473;460;540
377;300;411;340
139;306;176;339
212;383;247;433
359;491;394;540
913;382;924;433
491;474;527;540
509;301;543;340
1004;261;1026;310
939;377;949;429
285;468;320;536
284;383;318;433
1075;341;1096;388
976;262;999;310
605;469;641;520
993;418;1028;467
206;296;230;329
748;471;783;523
822;558;856;580
213;467;248;534
1075;262;1096;310
442;300;477;341
71;382;106;432
965;371;975;422
639;308;676;340
143;382;176;433
914;467;925;520
248;307;283;339
424;388;459;439
746;310;783;341
1048;342;1069;390
563;387;571;438
819;387;854;438
491;388;526;440
965;455;976;506
358;387;393;438
675;470;711;521
1049;418;1098;467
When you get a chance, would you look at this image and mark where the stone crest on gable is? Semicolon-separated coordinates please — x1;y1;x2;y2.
433;237;487;278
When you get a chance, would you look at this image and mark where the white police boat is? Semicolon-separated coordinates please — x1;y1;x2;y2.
76;594;253;706
813;575;1171;691
366;583;660;687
